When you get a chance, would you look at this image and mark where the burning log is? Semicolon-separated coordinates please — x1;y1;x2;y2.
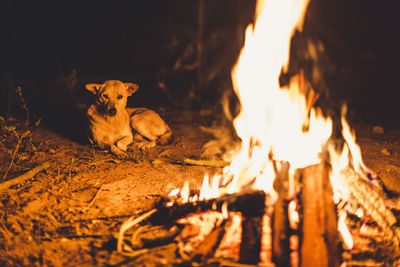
119;163;400;265
299;162;341;267
151;190;267;224
239;215;263;264
190;220;227;262
119;191;266;256
272;161;291;266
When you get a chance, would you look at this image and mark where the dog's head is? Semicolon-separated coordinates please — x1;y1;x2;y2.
85;80;139;116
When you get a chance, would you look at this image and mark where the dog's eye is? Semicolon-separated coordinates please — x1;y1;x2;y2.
117;94;123;99
102;94;109;99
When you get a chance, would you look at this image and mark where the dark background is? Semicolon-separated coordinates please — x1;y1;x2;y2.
1;0;399;131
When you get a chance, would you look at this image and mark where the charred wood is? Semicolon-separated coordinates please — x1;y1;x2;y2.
151;190;266;224
190;220;227;262
239;216;262;264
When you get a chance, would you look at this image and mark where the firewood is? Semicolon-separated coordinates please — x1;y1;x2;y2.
0;161;51;191
239;216;262;264
271;161;291;266
190;220;227;262
132;225;182;249
151;190;266;224
339;167;400;254
299;162;340;267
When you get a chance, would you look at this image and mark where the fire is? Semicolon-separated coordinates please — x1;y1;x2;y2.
171;0;375;257
211;0;330;195
193;0;369;206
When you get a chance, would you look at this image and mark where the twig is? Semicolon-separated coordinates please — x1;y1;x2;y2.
84;184;104;211
117;208;158;254
2;129;30;181
183;158;230;168
0;161;51;191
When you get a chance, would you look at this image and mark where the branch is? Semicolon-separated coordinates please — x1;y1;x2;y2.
0;161;51;191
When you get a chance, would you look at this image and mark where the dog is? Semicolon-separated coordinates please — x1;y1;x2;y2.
85;80;173;158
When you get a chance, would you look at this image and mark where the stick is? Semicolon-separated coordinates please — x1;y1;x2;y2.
0;161;51;191
183;158;230;168
117;208;158;253
84;184;104;211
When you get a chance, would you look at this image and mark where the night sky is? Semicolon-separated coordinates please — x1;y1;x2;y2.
1;0;400;126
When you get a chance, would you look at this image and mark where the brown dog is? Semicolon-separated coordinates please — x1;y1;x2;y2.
85;80;172;158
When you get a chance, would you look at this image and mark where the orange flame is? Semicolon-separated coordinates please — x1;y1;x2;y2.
169;0;379;253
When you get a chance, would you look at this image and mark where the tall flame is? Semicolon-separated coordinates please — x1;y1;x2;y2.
169;0;369;210
170;0;372;252
226;0;334;194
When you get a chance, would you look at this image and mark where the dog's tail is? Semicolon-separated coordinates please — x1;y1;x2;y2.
157;129;173;146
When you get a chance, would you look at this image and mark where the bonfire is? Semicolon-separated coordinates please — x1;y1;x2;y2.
117;0;400;266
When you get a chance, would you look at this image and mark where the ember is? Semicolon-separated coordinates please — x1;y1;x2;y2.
118;0;400;266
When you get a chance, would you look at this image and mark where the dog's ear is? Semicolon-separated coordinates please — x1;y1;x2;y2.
85;83;102;95
125;83;139;96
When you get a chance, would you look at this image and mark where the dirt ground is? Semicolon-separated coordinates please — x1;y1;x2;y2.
0;109;400;267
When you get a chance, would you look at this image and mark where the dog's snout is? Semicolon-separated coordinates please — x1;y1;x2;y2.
108;108;117;116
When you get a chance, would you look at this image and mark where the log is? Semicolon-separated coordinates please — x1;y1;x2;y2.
151;190;266;224
190;220;227;262
299;162;340;267
272;161;291;266
239;215;262;264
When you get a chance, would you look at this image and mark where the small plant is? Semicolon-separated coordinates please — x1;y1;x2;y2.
2;125;30;181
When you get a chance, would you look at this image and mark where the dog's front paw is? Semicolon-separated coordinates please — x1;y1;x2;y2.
134;140;156;150
111;146;128;159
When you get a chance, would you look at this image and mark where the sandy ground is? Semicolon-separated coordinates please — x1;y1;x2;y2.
0;109;400;266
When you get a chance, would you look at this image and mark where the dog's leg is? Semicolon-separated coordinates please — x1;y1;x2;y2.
116;135;133;152
97;139;128;159
132;132;156;150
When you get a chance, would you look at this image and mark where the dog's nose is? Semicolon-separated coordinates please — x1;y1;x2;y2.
108;108;117;116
